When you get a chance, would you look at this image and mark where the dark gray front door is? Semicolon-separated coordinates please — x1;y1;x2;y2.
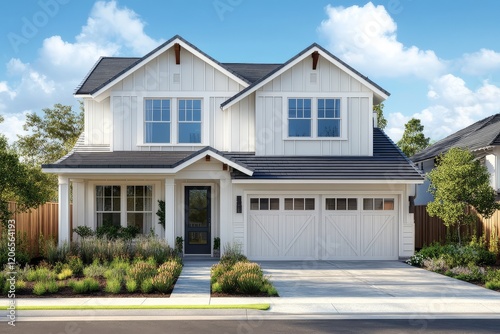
184;186;211;254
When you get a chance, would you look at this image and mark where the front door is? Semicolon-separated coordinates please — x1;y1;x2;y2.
184;186;211;254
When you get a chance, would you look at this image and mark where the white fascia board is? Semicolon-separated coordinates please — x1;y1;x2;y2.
222;46;389;111
74;94;92;98
89;38;249;100
232;179;424;185
171;150;254;176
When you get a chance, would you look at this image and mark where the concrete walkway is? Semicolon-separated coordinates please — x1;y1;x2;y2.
3;260;500;320
170;257;217;301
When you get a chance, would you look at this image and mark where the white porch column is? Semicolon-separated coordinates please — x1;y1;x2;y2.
71;179;86;242
165;177;176;247
58;176;71;247
219;175;232;254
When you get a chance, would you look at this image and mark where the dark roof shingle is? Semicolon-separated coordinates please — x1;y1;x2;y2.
412;114;500;162
44;129;423;182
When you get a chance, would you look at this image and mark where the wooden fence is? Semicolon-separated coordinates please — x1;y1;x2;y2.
2;202;72;256
414;205;500;249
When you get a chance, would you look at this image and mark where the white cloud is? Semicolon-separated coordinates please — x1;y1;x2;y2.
0;0;162;144
0;81;16;100
318;2;445;79
0;112;28;143
386;74;500;142
461;49;500;75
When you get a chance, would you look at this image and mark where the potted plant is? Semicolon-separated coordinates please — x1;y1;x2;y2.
175;236;184;257
213;237;220;258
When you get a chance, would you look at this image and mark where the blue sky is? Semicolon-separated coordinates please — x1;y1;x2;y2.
1;0;500;143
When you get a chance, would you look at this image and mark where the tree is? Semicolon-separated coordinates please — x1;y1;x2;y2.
15;103;84;166
397;118;430;157
427;148;500;244
373;103;387;129
0;116;53;226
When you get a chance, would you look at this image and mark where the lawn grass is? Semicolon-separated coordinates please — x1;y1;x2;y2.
0;304;270;311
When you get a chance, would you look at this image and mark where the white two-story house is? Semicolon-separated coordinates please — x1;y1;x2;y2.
43;35;424;260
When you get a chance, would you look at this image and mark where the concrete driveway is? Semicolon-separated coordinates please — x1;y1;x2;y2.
259;260;500;299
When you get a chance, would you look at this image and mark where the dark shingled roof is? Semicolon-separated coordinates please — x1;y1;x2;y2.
43;129;423;182
221;63;282;83
411;114;500;162
226;128;423;181
75;57;140;95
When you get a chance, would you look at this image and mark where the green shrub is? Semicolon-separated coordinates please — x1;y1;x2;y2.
220;242;247;266
232;262;262;276
158;260;183;278
110;258;130;272
422;257;448;272
73;237;131;264
67;256;84;276
120;226;140;240
73;226;95;239
127;261;157;282
416;242;496;268
105;279;122;294
262;282;278;296
83;262;107;278
406;253;425;267
56;268;73;280
32;282;47;296
96;222;121;240
46;280;59;293
211;263;231;283
446;265;486;283
486;268;500;282
26;267;56;282
125;279;137;293
43;239;69;264
69;278;100;294
140;278;154;294
152;271;175;293
237;272;263;294
0;232;32;267
15;280;27;290
485;280;500;290
218;271;238;293
104;268;125;282
133;237;176;264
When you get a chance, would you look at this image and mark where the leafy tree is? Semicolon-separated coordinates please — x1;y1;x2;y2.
427;148;500;244
15;103;84;166
397;118;430;157
0;116;53;226
373;103;387;129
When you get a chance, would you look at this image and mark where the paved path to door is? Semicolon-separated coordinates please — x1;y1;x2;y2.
170;258;217;300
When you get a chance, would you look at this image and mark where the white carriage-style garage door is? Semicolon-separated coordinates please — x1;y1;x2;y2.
247;195;398;260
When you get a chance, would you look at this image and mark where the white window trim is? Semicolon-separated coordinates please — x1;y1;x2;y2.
284;97;348;141
138;97;206;146
89;181;161;235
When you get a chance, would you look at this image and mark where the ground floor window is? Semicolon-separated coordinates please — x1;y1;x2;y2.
95;185;153;234
127;186;153;234
96;185;121;228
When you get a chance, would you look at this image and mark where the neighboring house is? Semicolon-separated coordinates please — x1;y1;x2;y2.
42;35;423;260
412;114;500;206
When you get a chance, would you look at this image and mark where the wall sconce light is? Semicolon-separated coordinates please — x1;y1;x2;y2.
409;196;415;214
236;196;242;213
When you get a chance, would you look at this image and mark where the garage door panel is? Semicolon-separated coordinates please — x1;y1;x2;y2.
324;214;360;258
283;215;316;257
361;214;396;257
248;214;280;258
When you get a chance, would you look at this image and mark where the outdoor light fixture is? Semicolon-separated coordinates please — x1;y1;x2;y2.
236;196;242;213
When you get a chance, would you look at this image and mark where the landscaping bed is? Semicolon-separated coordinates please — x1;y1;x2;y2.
406;240;500;290
210;244;278;297
1;235;183;298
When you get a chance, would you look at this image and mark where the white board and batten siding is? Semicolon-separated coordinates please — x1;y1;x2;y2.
255;56;374;156
88;46;255;152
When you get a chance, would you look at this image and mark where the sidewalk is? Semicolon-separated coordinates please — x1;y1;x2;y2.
2;258;500;320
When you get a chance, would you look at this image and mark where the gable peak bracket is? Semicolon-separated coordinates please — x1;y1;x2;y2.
174;43;181;65
311;51;319;70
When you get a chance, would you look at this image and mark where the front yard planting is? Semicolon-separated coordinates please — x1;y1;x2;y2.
407;240;500;290
0;235;183;298
211;243;278;297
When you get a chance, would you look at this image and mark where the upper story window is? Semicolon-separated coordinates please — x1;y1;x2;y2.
288;98;311;137
145;99;170;143
287;98;342;139
178;99;202;144
318;99;340;137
